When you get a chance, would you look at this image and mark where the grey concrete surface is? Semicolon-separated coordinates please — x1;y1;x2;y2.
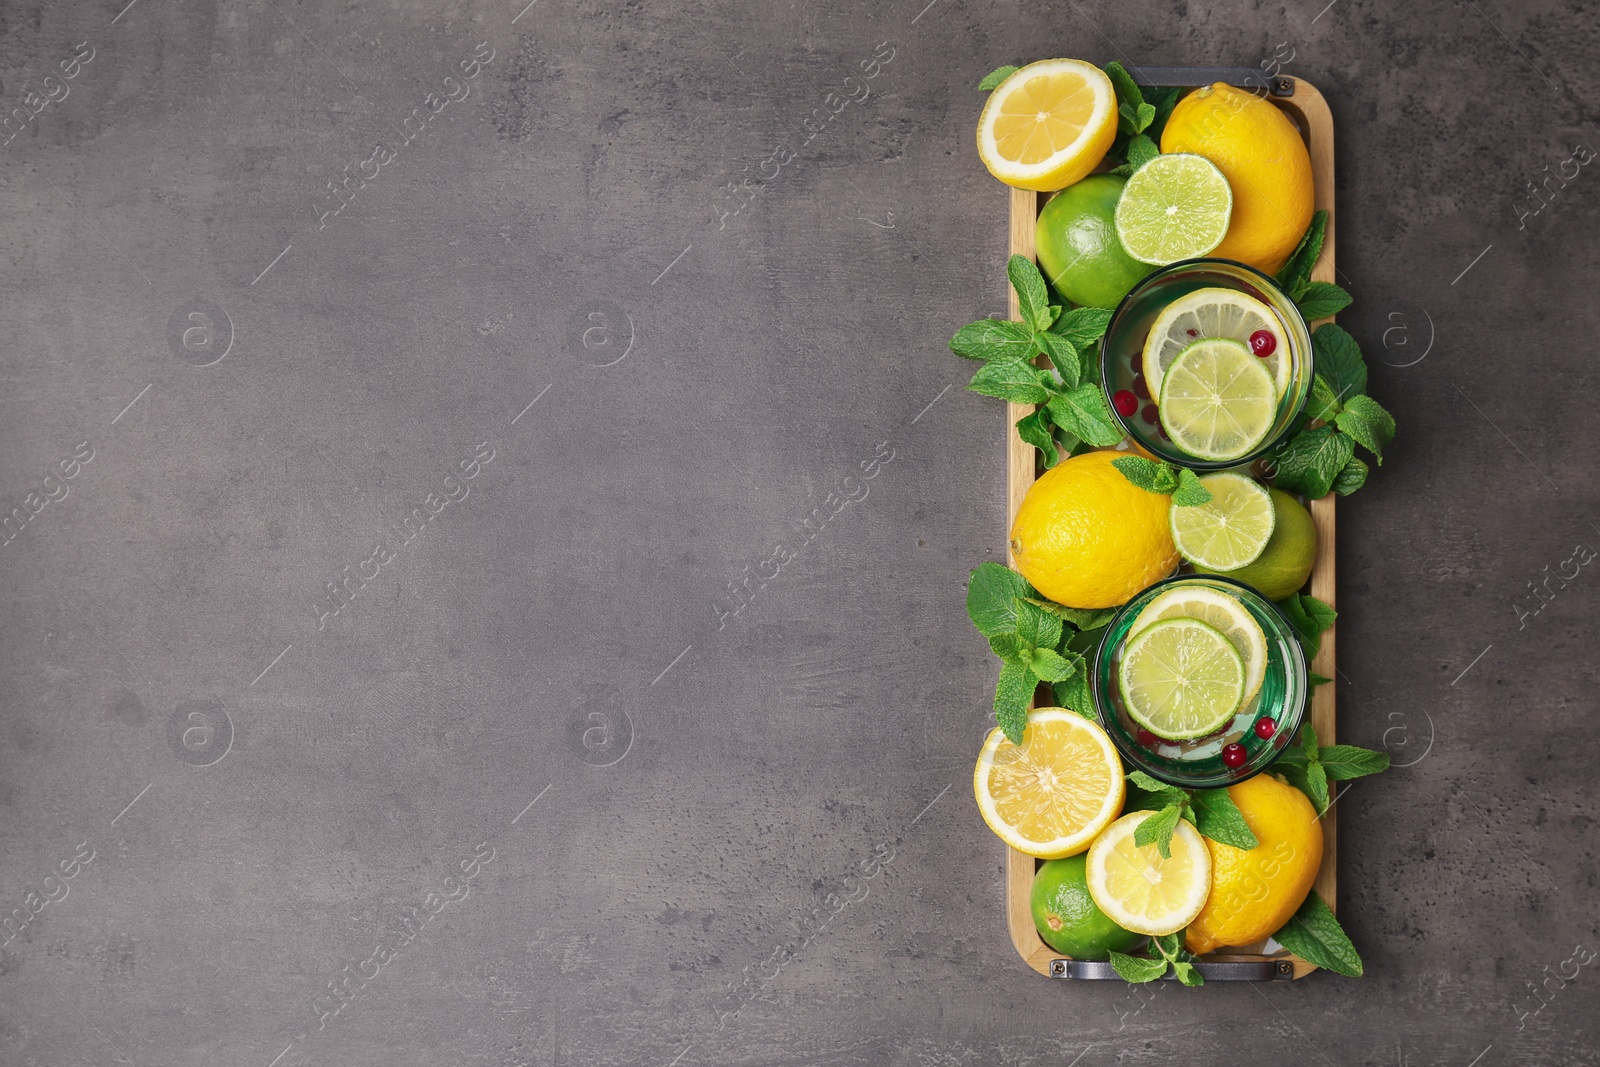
0;0;1595;1064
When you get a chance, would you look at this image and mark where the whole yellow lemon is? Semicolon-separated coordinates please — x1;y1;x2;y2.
1160;83;1314;275
1009;450;1178;609
1185;773;1323;955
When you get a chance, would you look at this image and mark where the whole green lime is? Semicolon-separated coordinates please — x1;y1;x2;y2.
1035;174;1156;310
1195;488;1318;600
1031;853;1145;959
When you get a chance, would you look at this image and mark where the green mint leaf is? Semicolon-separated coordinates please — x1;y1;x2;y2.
1036;330;1081;389
1275;210;1328;295
1127;770;1175;794
1332;456;1368;496
1028;646;1076;682
1116;101;1141;136
1272;890;1364;977
1308;671;1333;689
1107;161;1137;177
1311;324;1368;402
1050;307;1114;349
1279;594;1336;659
1173;960;1204;986
1015;597;1064;651
1318;745;1391;781
1065;621;1110;655
1271;425;1353;500
995;661;1036;744
1303;759;1330;812
1135;101;1156;132
1109;950;1168;983
1336;395;1396;463
1134;803;1184;859
1171;467;1213;507
1112;455;1166;493
1015;409;1060;467
1050;670;1096;721
969;359;1052;404
1008;254;1053;333
1191;788;1260;851
965;562;1036;637
1125;134;1160;170
1046;384;1125;447
1103;61;1144;110
1152;932;1185;961
1295;281;1353;321
949;318;1035;361
977;65;1020;91
1306;375;1344;423
1301;722;1320;758
1275;760;1316;806
988;633;1024;659
1142;85;1182;141
1026;600;1117;632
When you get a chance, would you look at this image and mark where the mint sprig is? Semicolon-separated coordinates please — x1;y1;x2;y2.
950;256;1123;463
1276;723;1390;815
1124;771;1258;857
1269;327;1393;498
1101;63;1180;168
1278;593;1336;660
1272;890;1364;977
965;562;1099;743
1111;456;1214;507
1110;931;1203;986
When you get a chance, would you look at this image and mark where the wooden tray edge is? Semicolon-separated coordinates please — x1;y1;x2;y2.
1001;78;1337;982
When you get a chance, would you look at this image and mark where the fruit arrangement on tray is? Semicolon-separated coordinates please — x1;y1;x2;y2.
955;59;1398;983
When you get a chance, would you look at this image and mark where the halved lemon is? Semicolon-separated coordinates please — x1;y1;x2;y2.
1086;811;1212;936
973;708;1125;859
1141;288;1290;401
1168;472;1276;572
1117;617;1244;740
976;60;1117;192
1158;338;1279;462
1131;585;1269;703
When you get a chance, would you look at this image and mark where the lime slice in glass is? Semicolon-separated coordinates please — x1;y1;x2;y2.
1141;287;1289;401
1169;471;1276;571
1158;338;1278;462
1117;617;1246;741
1113;153;1233;266
1131;585;1269;702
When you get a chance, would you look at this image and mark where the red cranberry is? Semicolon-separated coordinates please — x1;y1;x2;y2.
1140;404;1160;425
1157;426;1171;440
1132;373;1150;399
1112;390;1139;417
1136;728;1158;748
1249;330;1277;358
1186;327;1200;338
1222;743;1247;768
1253;718;1276;739
1130;352;1143;374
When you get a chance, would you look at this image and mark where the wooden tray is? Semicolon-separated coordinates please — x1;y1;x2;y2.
1002;71;1338;981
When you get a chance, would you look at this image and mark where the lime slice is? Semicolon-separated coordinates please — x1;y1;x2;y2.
1141;288;1290;401
1169;472;1276;571
1131;585;1269;702
1117;617;1245;741
1113;153;1233;266
1158;338;1279;462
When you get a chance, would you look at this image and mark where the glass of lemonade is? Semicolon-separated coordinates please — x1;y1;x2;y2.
1092;575;1308;789
1099;258;1313;470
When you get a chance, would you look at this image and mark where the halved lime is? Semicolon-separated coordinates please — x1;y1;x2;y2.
1158;339;1279;462
1117;617;1245;741
1169;472;1276;571
1141;288;1289;401
1131;586;1269;702
1113;153;1233;266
